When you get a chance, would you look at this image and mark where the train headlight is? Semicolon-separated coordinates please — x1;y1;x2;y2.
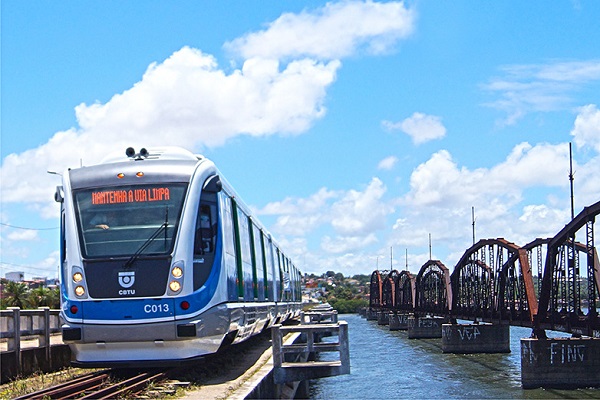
169;281;181;292
73;272;83;283
168;260;184;295
75;286;86;297
171;266;183;278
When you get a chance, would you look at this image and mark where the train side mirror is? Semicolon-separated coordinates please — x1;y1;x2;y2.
203;175;222;193
54;186;64;203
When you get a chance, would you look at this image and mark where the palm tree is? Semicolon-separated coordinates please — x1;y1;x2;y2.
27;286;52;308
3;281;29;308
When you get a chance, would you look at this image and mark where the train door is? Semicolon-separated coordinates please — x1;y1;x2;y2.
275;248;283;301
231;200;254;301
55;186;67;293
259;232;269;301
192;176;220;290
251;223;266;301
264;237;275;301
221;193;238;301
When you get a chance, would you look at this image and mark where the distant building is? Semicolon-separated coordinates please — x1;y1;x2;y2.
5;271;24;282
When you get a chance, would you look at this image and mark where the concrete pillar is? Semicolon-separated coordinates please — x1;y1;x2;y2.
407;316;444;339
377;310;389;326
521;337;600;389
366;308;378;321
389;312;410;331
442;323;510;353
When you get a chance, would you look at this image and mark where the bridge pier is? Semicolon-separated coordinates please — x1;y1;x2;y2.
389;312;410;331
442;322;510;353
521;337;600;389
377;311;389;326
407;316;445;339
366;308;378;321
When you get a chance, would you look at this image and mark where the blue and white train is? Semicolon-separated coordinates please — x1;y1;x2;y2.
55;146;302;366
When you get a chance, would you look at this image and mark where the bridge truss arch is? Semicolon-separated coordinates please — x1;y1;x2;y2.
451;238;537;325
395;270;416;311
415;260;451;316
535;200;600;337
523;237;552;300
369;270;387;310
382;270;399;310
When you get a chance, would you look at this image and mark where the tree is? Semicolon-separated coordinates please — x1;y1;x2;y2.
2;281;29;308
27;286;59;309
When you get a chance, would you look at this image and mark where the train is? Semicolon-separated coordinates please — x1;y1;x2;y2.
55;146;303;366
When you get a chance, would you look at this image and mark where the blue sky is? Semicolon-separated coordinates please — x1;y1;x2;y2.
2;1;600;280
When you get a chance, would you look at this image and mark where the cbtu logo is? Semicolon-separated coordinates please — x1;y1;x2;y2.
118;271;135;288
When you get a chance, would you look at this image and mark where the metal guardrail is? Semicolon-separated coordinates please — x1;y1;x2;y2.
0;307;62;372
300;309;338;325
272;307;350;384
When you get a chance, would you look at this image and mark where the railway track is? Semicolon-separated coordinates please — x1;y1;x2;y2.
13;368;170;399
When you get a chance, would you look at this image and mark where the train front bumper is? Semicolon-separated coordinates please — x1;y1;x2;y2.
63;303;230;366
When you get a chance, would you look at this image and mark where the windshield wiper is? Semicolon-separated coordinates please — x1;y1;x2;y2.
124;208;169;268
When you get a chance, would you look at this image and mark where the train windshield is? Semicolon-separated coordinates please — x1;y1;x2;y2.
73;184;187;258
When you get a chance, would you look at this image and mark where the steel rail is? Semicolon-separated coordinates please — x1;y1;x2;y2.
80;370;168;399
12;371;110;400
12;369;169;400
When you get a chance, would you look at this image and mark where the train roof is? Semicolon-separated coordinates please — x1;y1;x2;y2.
66;147;207;189
63;146;296;267
100;146;203;164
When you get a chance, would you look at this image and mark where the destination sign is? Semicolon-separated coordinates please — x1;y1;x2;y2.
91;187;171;205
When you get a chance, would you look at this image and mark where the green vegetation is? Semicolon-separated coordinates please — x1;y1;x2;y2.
0;278;60;310
305;272;369;313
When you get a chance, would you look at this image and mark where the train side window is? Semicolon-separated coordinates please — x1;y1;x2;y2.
193;196;218;291
194;204;215;255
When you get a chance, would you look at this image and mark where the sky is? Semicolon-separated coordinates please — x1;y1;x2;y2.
2;1;600;281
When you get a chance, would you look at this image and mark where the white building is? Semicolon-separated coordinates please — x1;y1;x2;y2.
5;271;24;282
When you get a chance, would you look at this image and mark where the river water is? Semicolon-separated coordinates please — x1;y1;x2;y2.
309;314;600;399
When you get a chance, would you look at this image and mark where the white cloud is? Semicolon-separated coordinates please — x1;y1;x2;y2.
7;230;38;241
405;142;569;210
321;233;378;254
257;178;394;254
382;112;446;145
1;50;341;205
225;0;415;60
568;104;600;206
518;204;570;238
330;178;393;236
392;140;584;268
571;104;600;153
482;60;600;125
489;142;570;188
258;187;338;236
378;156;398;170
75;49;340;147
1;1;416;208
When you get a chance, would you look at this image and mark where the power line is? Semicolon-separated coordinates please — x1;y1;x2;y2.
0;261;57;272
0;222;58;231
1;262;59;279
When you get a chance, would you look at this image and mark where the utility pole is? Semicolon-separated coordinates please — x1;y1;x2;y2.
568;142;579;313
569;142;575;220
429;233;432;260
472;206;476;245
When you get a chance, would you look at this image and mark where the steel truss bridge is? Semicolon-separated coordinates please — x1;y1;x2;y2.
369;200;600;338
